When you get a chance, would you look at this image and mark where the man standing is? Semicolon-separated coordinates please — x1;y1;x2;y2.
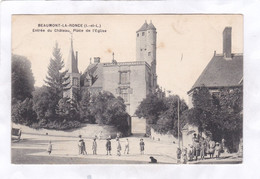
106;138;112;155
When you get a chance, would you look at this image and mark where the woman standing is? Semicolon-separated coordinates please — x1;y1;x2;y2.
117;138;122;156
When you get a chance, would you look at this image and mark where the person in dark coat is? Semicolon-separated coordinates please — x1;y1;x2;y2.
106;138;112;155
140;138;145;155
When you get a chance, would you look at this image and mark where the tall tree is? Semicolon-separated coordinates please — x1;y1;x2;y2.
186;86;243;152
44;42;70;99
12;54;35;103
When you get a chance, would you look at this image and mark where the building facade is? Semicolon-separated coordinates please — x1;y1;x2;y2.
64;21;158;134
187;27;243;108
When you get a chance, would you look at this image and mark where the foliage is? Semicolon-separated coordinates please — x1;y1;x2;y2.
187;86;243;152
89;91;130;135
32;86;57;120
44;42;70;100
12;54;35;103
153;95;188;137
135;92;188;136
12;98;37;126
135;93;167;125
31;119;82;130
74;89;95;123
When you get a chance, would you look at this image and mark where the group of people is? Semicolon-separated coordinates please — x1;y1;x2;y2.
186;133;225;161
78;135;97;155
176;133;225;163
76;135;146;156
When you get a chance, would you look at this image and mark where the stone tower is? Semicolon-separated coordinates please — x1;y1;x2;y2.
136;20;157;90
63;36;81;99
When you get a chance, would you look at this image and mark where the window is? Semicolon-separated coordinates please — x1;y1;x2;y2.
137;33;139;37
73;77;78;86
148;52;151;56
120;88;128;103
120;72;129;84
142;32;145;36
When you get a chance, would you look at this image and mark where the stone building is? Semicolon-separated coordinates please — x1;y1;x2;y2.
187;27;243;108
64;21;158;134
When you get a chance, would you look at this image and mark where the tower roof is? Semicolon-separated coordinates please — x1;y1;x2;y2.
137;21;148;32
147;22;156;30
66;37;79;73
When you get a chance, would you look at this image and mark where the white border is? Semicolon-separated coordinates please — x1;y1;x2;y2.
1;1;260;179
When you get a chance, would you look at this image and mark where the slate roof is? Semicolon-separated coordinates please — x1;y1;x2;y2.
189;54;243;93
66;39;79;73
147;22;156;30
137;21;156;32
83;63;103;88
137;21;148;32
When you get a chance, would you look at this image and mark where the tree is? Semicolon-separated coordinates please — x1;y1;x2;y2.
135;93;167;125
12;98;37;126
89;91;130;135
44;42;70;100
188;86;243;152
154;95;188;137
12;54;35;103
135;93;188;136
32;86;57;120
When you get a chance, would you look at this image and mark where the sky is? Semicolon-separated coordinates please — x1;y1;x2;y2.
12;15;243;103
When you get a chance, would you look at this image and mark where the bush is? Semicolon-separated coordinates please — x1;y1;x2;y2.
31;120;82;130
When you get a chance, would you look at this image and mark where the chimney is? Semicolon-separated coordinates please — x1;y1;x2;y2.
94;57;100;63
223;27;232;59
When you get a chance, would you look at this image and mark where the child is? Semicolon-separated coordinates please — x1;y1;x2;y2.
92;138;97;155
182;147;188;164
47;141;52;155
215;142;221;158
188;145;194;161
106;138;112;155
140;138;145;155
124;139;129;154
117;139;121;156
176;147;182;163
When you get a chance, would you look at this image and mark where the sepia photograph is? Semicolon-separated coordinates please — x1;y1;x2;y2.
11;14;243;164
